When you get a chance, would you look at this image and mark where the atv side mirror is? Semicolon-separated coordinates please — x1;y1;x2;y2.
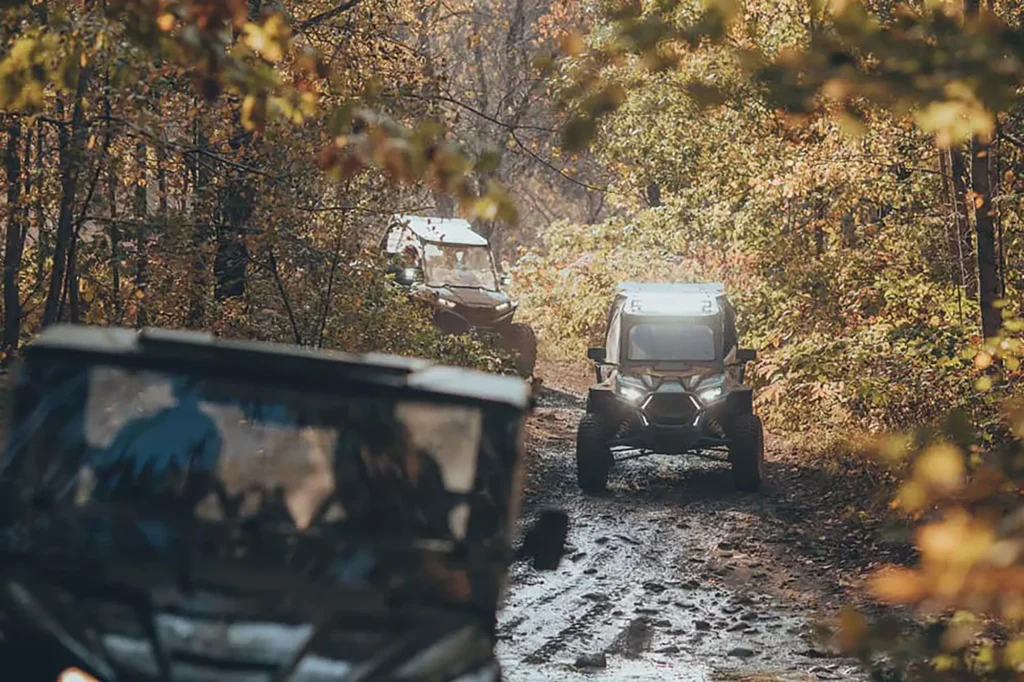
395;267;422;286
736;348;757;363
516;509;569;571
587;347;606;363
500;273;511;287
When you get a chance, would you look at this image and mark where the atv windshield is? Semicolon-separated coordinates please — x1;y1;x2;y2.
626;322;717;362
423;243;498;290
0;363;493;568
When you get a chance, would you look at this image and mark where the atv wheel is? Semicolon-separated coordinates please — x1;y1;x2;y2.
508;322;537;377
728;413;764;492
576;414;612;494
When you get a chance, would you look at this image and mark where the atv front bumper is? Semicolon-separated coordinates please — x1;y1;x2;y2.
611;424;731;455
606;395;736;455
626;424;715;454
433;306;516;334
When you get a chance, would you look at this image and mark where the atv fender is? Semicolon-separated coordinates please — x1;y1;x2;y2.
726;387;754;416
586;384;616;415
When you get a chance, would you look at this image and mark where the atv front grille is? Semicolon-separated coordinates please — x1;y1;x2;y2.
641;392;699;426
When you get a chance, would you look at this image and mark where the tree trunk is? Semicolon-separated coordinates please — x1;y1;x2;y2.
972;135;1000;337
939;145;961;285
993;128;1006;297
840;211;857;248
645;182;662;207
214;115;253;301
211;0;262;304
65;232;79;323
949;146;975;295
269;249;302;345
34;118;46;282
813;197;826;258
317;211;348;348
156;139;168;214
42;68;92;328
215;175;252;300
134;140;149;327
965;0;1000;337
188;120;212;327
3;117;23;357
108;162;122;323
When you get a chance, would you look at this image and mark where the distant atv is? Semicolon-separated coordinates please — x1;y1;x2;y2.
383;214;537;377
576;283;763;493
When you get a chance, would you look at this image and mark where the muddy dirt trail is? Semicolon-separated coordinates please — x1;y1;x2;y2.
496;385;888;681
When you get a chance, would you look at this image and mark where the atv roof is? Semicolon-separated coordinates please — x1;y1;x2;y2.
616;282;726;317
392;214;489;247
617;282;725;296
23;325;529;410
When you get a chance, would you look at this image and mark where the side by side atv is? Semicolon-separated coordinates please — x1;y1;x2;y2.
0;325;566;681
383;214;538;377
575;283;764;493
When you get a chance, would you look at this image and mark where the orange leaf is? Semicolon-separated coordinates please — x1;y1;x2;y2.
870;567;925;604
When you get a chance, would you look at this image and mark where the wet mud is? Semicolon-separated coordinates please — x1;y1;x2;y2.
497;386;876;681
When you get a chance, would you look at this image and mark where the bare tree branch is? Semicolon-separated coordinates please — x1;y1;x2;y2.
508;129;611;194
296;0;363;31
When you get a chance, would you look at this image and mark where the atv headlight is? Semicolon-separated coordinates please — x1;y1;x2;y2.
59;669;99;682
615;377;647;404
697;386;724;405
437;298;457;309
618;385;645;403
495;302;511;312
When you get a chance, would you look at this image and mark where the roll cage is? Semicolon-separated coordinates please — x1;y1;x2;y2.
591;283;739;381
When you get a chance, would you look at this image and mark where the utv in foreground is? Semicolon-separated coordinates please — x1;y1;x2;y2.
576;283;764;493
0;325;566;681
383;214;537;377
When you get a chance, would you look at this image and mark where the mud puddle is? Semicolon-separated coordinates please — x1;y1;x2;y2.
497;386;869;681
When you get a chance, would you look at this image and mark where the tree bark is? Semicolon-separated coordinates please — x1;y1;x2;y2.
965;0;1000;337
108;161;122;323
948;146;975;295
65;233;79;322
645;182;662;207
42;67;92;328
993;127;1006;297
813;197;826;258
938;145;959;284
156;138;169;214
215;114;253;301
3;117;23;357
972;135;1000;337
188;118;212;327
215;173;253;300
34;118;46;282
269;250;302;345
134;140;149;327
317;207;348;348
65;134;110;324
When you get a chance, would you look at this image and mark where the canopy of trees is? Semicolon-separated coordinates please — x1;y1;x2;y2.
0;0;603;369
4;0;1024;678
512;0;1024;677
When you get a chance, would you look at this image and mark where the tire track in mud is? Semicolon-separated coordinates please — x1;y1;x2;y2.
497;386;869;682
521;599;617;664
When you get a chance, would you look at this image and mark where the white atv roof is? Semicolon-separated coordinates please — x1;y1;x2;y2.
618;282;725;317
392;214;489;247
618;282;725;296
